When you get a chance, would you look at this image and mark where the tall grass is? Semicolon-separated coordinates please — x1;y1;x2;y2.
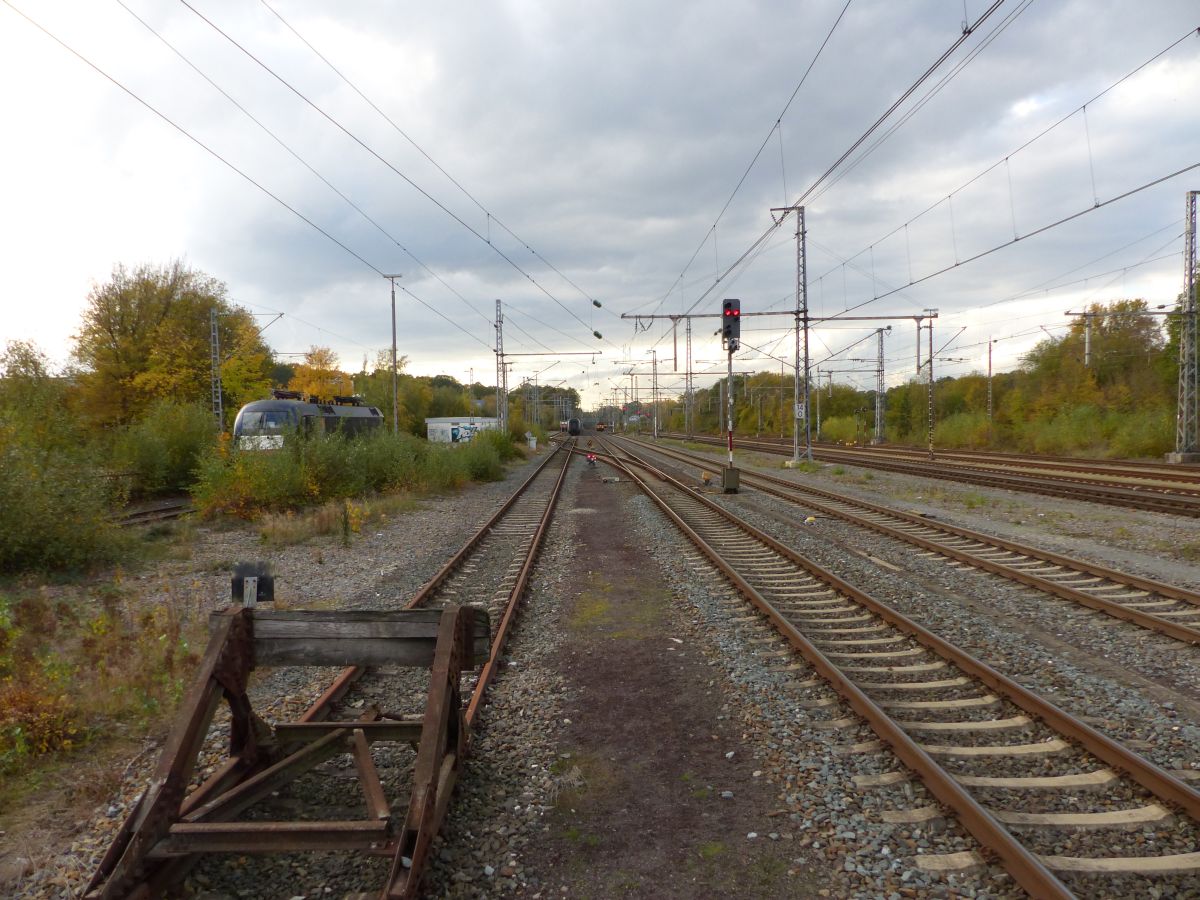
193;428;518;517
0;423;129;574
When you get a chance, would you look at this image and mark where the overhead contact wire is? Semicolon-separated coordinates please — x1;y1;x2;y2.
675;0;1008;319
647;0;854;318
184;0;605;345
113;0;499;339
3;1;500;356
259;0;617;325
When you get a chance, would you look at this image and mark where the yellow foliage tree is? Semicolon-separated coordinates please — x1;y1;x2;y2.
288;346;353;398
72;261;273;427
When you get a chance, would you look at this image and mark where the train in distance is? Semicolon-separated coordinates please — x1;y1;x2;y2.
233;389;383;450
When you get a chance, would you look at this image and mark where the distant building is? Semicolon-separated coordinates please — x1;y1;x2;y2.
425;416;499;443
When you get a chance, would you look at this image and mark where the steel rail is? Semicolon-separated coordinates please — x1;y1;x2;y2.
295;440;572;725
464;438;573;726
664;433;1200;516
606;437;1200;896
712;435;1200;485
156;441;571;900
810;447;1200;499
613;439;1200;815
624;437;1200;645
600;443;1073;899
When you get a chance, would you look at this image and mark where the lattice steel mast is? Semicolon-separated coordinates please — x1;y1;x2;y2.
1173;190;1199;462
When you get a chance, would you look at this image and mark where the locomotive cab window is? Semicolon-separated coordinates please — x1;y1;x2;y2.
237;409;295;434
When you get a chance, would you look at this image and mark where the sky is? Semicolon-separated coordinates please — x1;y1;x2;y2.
1;0;1197;409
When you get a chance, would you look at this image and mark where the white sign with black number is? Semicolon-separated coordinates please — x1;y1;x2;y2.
795;402;806;420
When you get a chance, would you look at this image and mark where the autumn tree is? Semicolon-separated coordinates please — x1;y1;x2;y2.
287;346;353;398
0;340;80;451
72;261;273;427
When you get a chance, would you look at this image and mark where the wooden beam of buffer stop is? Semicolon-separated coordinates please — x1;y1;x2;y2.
84;605;490;900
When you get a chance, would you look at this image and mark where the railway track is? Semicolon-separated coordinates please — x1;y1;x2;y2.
88;439;574;899
619;436;1200;646
114;499;194;526
662;432;1200;517
700;435;1200;487
848;443;1200;487
601;436;1200;898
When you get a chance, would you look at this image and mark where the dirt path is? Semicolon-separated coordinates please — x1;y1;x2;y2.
516;465;825;898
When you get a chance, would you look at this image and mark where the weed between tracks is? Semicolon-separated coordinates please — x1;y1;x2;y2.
257;493;421;546
568;582;665;639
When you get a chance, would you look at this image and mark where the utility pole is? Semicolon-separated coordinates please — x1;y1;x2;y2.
815;370;821;440
926;314;936;461
650;350;658;438
1172;189;1200;463
1064;309;1098;367
771;203;809;464
780;361;785;439
686;317;694;438
383;274;403;435
987;337;995;445
209;307;223;430
916;309;937;375
873;327;890;444
494;300;508;435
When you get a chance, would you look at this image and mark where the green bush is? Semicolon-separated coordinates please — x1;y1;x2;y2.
112;400;216;497
934;412;991;449
820;415;857;444
1108;407;1173;458
193;427;518;517
459;439;504;482
1023;406;1107;456
0;425;128;574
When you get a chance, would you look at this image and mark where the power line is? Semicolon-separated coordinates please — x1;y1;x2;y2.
3;1;509;363
809;0;1038;205
672;1;1009;319
814;27;1200;284
113;0;511;348
259;0;618;327
834;162;1200;316
182;0;606;346
647;0;855;317
2;1;384;275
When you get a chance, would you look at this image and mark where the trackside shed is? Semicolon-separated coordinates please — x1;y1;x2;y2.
425;417;499;443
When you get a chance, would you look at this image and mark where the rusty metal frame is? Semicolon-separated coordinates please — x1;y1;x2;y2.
85;605;484;900
606;439;1200;899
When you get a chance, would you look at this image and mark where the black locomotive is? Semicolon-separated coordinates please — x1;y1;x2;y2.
567;417;582;436
233;390;383;449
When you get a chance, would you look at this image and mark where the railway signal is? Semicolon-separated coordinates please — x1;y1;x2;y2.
722;298;741;493
721;298;741;350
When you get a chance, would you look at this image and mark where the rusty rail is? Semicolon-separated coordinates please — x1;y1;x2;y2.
87;440;574;899
604;437;1200;899
624;436;1200;645
661;432;1200;517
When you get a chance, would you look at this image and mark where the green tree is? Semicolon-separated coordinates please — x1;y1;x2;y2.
72;261;273;428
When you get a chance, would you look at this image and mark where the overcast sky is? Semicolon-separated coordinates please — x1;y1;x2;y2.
2;0;1197;408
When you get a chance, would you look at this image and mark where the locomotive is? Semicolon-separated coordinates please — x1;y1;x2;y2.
567;417;582;436
233;390;383;449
